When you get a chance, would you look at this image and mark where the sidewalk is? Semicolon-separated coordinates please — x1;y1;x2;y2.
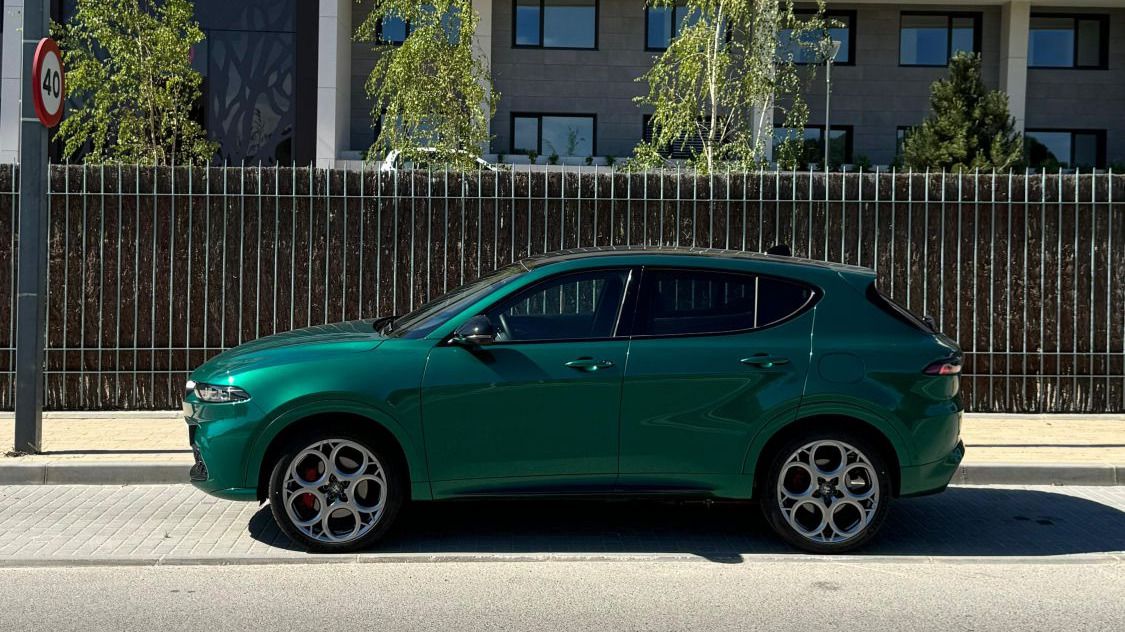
1;412;1123;485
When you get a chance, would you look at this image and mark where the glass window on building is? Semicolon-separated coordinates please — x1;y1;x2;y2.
773;126;852;166
1028;14;1107;68
377;16;409;44
646;3;699;50
512;114;595;157
515;0;597;49
778;11;855;65
900;13;979;66
1026;130;1105;169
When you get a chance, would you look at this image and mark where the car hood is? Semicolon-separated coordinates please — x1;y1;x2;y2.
191;320;385;379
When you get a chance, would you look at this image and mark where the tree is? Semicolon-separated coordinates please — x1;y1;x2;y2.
56;0;216;165
355;0;498;169
633;0;827;173
903;52;1023;171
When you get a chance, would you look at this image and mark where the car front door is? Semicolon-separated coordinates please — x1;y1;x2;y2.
617;266;816;494
421;267;634;496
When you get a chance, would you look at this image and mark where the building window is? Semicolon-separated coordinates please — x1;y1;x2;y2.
773;126;853;166
642;115;700;159
645;3;699;51
376;16;409;44
514;0;597;49
1028;14;1108;69
1026;130;1105;169
778;10;856;65
376;7;461;45
512;114;596;156
899;12;980;66
896;126;916;157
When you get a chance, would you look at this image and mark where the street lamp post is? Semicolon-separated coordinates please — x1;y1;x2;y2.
822;39;841;172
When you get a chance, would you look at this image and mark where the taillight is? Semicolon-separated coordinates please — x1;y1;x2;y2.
923;358;962;376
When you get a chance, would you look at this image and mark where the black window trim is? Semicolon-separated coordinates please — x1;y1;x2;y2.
1024;128;1107;169
510;112;598;156
898;10;982;68
512;0;600;50
375;16;410;46
772;124;855;165
1028;12;1109;70
461;266;638;346
643;2;689;52
626;265;820;341
786;8;858;67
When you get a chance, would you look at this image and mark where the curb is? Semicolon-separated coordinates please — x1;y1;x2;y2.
0;461;1122;487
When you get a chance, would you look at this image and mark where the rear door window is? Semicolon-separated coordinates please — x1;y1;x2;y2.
632;268;813;336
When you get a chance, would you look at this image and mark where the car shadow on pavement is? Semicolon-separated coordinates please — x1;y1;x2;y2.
247;487;1125;561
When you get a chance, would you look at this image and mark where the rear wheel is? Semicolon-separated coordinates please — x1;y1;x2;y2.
761;431;891;553
268;429;404;553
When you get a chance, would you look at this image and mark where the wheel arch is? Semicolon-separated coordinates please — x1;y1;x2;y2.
247;402;427;502
745;413;904;498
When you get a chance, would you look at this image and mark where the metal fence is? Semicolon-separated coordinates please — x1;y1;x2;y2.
0;164;1122;412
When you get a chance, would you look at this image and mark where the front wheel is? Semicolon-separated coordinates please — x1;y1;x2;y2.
761;432;891;553
268;430;404;553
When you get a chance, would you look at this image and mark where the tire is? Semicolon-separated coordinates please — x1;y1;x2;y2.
268;427;405;553
760;430;892;554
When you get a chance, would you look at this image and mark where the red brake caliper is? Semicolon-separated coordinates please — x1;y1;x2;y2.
300;466;319;508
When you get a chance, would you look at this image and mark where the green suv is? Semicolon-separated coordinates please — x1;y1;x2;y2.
185;248;964;554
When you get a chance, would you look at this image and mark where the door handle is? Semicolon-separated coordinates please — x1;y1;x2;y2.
740;355;790;368
565;358;616;372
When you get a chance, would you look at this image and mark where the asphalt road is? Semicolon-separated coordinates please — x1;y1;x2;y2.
1;559;1123;631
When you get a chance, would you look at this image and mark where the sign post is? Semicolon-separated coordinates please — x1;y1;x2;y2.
14;2;63;454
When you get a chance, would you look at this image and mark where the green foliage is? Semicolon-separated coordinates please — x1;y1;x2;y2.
902;52;1023;171
356;0;498;170
634;0;827;173
55;0;216;165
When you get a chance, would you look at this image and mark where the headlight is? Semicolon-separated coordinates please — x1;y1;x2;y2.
192;382;251;403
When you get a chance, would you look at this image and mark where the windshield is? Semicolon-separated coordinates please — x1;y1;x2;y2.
385;264;526;339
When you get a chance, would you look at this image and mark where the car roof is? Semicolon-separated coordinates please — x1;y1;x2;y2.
518;246;874;276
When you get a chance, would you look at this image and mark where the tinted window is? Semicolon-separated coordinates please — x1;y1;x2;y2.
1029;15;1106;68
900;13;979;66
646;4;698;50
487;269;629;341
389;265;526;339
634;270;812;337
511;114;595;156
779;11;854;64
515;0;596;49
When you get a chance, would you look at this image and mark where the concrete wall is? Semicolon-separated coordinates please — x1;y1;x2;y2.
1025;8;1125;165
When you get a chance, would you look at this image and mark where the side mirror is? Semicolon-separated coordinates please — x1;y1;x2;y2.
451;315;496;347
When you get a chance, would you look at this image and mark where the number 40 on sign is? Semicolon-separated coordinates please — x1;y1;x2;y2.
31;37;65;128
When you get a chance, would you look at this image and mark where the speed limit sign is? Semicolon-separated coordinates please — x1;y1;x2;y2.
31;38;65;128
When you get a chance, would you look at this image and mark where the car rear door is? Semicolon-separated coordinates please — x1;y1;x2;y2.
617;266;816;490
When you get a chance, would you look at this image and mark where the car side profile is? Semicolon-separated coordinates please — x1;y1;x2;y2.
184;247;964;554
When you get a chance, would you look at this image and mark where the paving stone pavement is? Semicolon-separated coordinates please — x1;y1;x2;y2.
0;484;1123;564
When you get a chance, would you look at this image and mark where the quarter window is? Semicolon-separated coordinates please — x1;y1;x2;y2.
515;0;597;49
486;269;630;341
512;114;595;157
633;269;812;337
1028;14;1108;69
899;13;979;66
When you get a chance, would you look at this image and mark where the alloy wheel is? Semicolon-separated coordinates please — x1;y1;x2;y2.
775;439;880;545
281;439;388;544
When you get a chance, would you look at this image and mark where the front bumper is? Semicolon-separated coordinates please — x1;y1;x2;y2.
899;440;965;497
184;398;263;501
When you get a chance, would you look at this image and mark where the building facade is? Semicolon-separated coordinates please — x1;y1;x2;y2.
2;1;1124;168
328;0;1125;168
